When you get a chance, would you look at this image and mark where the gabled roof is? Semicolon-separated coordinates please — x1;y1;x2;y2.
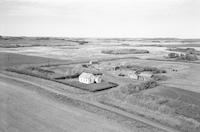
79;72;95;79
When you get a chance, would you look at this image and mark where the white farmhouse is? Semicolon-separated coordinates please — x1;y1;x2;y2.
79;72;95;84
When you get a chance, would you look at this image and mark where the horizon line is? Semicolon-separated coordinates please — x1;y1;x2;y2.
1;35;200;40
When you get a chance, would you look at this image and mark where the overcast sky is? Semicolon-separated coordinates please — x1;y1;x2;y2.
0;0;199;38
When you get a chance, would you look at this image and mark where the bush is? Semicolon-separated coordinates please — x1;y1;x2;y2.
27;66;55;74
120;80;158;95
118;73;125;77
139;66;166;74
152;74;168;81
71;65;84;75
140;80;158;90
185;54;198;61
177;53;198;61
168;48;200;55
120;84;139;95
101;49;149;54
115;64;166;74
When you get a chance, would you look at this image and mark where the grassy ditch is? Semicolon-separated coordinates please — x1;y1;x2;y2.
97;88;200;132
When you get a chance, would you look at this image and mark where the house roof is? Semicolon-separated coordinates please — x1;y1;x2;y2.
79;72;95;79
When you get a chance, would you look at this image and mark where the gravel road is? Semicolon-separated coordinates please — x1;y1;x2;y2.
0;80;130;132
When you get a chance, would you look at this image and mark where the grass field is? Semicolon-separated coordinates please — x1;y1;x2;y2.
0;52;64;69
1;37;200;132
57;79;118;92
97;86;200;132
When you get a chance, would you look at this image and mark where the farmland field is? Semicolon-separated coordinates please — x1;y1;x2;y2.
1;37;200;132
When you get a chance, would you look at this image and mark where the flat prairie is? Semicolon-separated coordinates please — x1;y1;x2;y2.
1;37;200;132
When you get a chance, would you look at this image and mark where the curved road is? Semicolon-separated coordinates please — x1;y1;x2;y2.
0;80;130;132
0;73;181;132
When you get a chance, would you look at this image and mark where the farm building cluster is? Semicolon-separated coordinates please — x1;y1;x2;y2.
10;59;167;92
83;60;166;82
128;71;153;81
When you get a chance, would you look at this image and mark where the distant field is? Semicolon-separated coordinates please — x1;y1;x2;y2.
139;44;200;47
0;52;64;69
98;84;200;132
0;36;200;61
101;49;149;54
0;37;82;48
1;36;200;132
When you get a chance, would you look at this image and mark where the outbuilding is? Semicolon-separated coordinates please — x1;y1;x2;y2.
89;60;99;65
128;71;138;80
138;72;153;81
94;75;102;83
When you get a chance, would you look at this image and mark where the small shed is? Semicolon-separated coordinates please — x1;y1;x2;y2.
138;72;153;81
112;65;120;71
94;75;102;83
128;71;138;80
79;72;95;84
89;60;99;65
168;52;179;58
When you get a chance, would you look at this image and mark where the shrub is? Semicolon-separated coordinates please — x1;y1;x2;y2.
152;74;168;81
139;80;158;90
177;53;198;61
140;66;166;74
101;49;149;54
120;83;140;95
27;66;55;74
158;105;174;115
71;65;84;75
116;64;166;74
185;54;198;61
168;48;200;55
120;80;158;95
79;41;88;45
120;43;130;46
156;98;169;105
118;73;125;77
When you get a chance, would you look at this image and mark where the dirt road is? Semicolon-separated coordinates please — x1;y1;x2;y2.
0;72;182;132
0;80;130;132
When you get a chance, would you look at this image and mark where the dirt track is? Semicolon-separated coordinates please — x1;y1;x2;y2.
0;80;130;132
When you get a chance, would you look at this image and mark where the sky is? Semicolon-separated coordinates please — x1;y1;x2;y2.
0;0;200;38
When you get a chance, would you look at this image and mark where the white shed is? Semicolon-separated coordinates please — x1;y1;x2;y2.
94;75;102;83
89;60;99;65
138;72;153;81
128;71;138;80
